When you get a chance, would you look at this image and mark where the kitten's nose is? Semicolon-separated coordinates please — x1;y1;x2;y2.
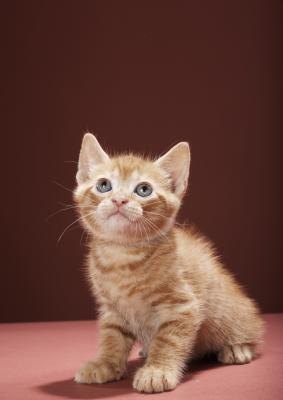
112;197;129;207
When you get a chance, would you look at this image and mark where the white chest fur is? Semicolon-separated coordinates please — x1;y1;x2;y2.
95;243;147;267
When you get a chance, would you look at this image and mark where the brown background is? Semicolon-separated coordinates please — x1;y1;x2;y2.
0;1;282;322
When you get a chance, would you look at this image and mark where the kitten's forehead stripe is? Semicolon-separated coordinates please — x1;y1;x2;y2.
106;155;169;187
111;155;153;180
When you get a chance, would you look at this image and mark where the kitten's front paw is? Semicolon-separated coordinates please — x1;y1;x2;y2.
74;360;125;384
133;365;179;393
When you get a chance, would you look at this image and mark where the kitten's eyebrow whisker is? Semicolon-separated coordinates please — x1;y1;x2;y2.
52;180;75;194
53;180;95;205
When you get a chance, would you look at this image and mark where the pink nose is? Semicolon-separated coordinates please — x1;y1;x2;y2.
112;198;129;207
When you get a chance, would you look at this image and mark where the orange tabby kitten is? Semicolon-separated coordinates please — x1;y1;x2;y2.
74;133;264;393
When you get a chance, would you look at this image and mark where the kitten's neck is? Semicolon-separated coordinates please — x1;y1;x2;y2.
96;234;171;249
93;226;174;249
92;228;175;269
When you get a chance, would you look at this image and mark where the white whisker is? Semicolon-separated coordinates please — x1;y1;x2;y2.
47;204;98;221
52;180;74;194
57;210;96;244
141;215;170;243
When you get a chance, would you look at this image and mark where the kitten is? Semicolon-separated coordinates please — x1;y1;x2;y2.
74;133;264;393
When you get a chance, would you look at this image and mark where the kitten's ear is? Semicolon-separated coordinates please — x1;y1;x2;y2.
76;133;109;185
155;142;191;196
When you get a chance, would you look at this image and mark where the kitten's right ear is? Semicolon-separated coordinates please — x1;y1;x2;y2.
76;133;109;185
155;141;190;197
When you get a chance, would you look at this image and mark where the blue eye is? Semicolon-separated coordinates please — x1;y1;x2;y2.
135;182;153;197
96;178;112;193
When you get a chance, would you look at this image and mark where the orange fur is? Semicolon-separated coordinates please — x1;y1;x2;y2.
74;134;264;393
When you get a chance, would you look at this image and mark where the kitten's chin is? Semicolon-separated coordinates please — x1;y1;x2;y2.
103;213;135;233
108;211;130;222
95;213;145;244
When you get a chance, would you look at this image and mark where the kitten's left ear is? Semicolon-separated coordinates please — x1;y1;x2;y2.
155;142;191;197
76;133;109;185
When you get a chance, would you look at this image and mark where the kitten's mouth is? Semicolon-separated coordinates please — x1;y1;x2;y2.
108;210;131;222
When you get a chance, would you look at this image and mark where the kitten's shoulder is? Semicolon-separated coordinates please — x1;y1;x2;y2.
174;223;213;245
173;224;219;260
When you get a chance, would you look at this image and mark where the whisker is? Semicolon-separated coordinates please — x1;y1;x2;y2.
137;220;143;241
80;230;85;248
141;218;150;245
141;216;170;243
143;210;183;226
135;219;139;239
80;229;90;248
46;207;75;221
52;180;74;194
64;160;78;164
57;210;96;244
53;180;96;204
58;202;97;210
144;200;163;207
57;202;78;208
47;205;81;220
140;218;161;242
46;204;98;221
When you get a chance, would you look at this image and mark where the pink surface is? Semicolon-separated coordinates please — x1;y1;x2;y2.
0;314;282;400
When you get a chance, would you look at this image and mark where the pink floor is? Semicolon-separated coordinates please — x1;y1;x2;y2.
0;314;282;400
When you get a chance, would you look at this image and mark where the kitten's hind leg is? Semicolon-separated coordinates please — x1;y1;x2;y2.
218;344;254;365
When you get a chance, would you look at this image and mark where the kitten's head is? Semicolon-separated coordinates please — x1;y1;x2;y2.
74;134;190;244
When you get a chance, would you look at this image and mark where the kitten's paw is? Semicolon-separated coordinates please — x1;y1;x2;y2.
74;360;125;384
218;344;254;365
133;365;179;393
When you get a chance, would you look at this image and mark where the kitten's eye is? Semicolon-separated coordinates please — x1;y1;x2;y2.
96;178;112;193
135;182;153;197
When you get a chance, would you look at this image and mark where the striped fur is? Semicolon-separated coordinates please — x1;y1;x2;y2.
74;134;264;393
